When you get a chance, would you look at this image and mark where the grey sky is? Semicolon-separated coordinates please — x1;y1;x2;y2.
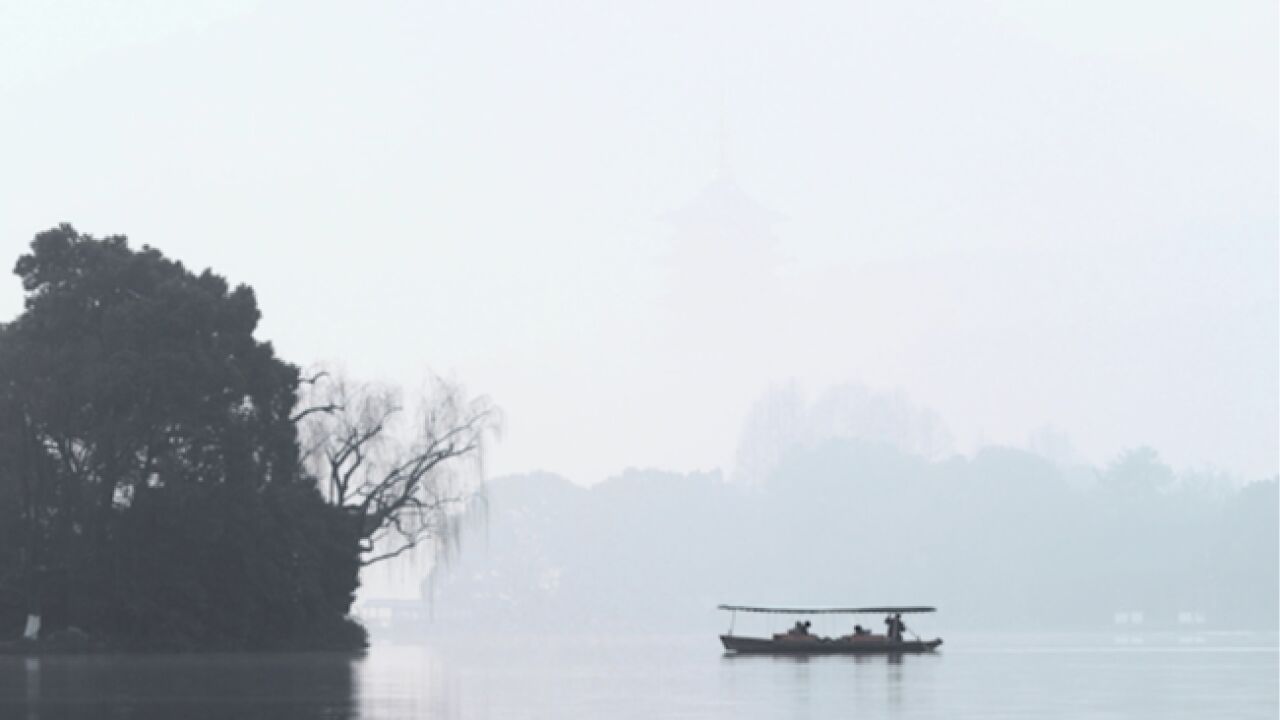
1;0;1275;483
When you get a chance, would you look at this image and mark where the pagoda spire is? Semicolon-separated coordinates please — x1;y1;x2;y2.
716;91;731;179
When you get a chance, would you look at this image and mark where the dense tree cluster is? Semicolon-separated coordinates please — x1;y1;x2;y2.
0;226;489;650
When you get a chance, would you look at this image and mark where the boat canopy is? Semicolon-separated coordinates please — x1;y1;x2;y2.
717;605;936;615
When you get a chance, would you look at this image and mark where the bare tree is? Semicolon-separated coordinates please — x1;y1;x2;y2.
296;370;499;566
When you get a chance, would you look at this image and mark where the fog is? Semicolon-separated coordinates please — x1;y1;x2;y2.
3;1;1275;490
1;8;1278;719
412;387;1278;634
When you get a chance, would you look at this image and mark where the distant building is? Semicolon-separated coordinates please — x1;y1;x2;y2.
353;598;430;636
1113;611;1144;625
662;171;786;360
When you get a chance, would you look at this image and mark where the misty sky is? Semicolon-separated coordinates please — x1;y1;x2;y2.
1;1;1276;484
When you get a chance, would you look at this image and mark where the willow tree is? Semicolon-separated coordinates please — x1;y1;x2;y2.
297;371;499;565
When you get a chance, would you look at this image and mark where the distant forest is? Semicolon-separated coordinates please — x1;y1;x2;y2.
428;443;1278;633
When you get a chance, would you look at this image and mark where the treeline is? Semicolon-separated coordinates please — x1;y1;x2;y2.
428;442;1277;633
0;226;491;651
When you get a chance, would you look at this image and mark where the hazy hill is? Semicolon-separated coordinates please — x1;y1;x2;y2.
420;443;1277;635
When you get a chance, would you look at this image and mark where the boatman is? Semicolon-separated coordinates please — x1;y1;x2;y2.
885;614;905;641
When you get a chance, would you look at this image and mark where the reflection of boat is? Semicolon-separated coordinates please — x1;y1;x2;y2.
717;605;943;654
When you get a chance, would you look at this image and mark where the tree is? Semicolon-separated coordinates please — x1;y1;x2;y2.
1103;446;1175;496
297;370;499;566
0;225;363;649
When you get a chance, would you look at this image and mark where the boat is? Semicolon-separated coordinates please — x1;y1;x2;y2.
717;604;943;654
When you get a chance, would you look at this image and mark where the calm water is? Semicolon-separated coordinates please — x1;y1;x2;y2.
2;633;1276;719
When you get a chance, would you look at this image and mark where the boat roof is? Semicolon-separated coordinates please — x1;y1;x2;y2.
717;605;936;615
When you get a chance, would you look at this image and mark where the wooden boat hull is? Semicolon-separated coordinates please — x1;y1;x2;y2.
720;635;942;654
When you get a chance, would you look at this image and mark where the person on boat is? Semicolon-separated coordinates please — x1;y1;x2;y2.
853;624;865;636
885;614;906;641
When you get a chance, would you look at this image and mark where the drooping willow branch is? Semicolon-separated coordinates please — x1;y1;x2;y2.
297;369;499;566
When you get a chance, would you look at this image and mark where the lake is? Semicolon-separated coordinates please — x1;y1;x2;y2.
3;632;1276;719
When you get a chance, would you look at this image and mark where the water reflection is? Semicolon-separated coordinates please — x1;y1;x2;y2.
886;653;903;709
24;658;40;720
1;652;360;720
719;648;924;716
2;634;1275;719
